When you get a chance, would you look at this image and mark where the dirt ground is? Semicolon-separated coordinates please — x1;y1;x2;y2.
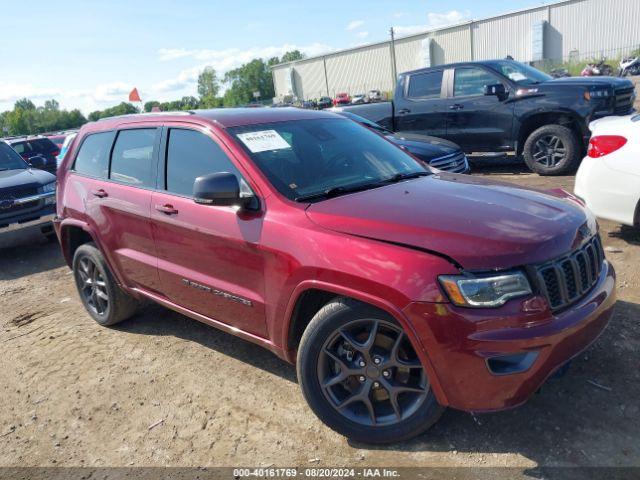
1;160;639;477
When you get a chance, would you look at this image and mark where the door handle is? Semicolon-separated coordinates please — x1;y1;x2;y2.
155;204;179;215
449;104;464;110
91;189;108;198
397;108;411;114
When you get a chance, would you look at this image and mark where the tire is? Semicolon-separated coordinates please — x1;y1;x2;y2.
523;124;580;176
72;242;138;326
297;297;444;444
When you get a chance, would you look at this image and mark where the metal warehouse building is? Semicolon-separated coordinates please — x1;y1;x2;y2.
272;0;640;101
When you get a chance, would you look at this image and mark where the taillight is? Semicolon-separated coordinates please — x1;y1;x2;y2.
52;149;60;157
587;135;627;158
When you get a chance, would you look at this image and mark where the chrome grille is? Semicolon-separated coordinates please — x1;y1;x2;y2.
614;87;634;115
428;152;469;173
0;187;41;219
535;235;605;311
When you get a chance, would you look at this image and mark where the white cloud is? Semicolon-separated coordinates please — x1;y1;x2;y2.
153;42;333;93
393;12;406;18
355;31;369;39
428;10;470;27
0;83;60;103
346;20;364;31
393;9;470;37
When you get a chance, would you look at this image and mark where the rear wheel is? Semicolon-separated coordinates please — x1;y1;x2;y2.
72;242;138;326
297;298;444;444
523;124;580;175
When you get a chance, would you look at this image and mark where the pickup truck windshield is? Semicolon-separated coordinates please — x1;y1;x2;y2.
229;118;428;202
485;61;552;85
0;142;28;171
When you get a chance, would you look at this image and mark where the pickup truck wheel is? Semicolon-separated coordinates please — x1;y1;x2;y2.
523;124;580;176
72;242;138;326
297;298;444;444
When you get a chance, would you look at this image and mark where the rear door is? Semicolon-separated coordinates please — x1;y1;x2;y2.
69;127;161;292
444;66;514;152
150;124;268;338
394;69;448;138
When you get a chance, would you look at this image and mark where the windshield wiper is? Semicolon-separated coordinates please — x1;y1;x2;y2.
381;171;431;183
296;182;384;202
295;171;430;203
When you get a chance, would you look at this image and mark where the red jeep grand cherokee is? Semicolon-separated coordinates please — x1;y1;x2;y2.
54;108;615;443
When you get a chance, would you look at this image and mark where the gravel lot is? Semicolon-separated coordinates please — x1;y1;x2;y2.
1;160;639;477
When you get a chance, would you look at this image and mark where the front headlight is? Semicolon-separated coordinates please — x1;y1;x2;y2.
586;89;613;100
439;272;532;308
40;182;56;194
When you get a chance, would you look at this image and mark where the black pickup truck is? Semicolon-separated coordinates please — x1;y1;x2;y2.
338;60;635;175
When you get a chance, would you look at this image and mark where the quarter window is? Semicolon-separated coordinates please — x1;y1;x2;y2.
407;71;443;99
73;132;114;179
165;128;242;197
454;68;499;97
109;129;157;187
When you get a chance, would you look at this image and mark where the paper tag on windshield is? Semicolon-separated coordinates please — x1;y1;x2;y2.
236;130;291;153
508;72;527;81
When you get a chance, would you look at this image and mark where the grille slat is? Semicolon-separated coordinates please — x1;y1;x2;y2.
428;152;468;172
614;87;634;115
536;235;604;312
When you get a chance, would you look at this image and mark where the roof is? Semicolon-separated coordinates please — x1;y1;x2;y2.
400;59;509;76
88;107;342;131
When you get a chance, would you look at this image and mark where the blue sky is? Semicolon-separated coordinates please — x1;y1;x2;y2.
0;0;550;113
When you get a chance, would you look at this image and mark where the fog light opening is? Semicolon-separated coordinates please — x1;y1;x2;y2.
486;351;539;376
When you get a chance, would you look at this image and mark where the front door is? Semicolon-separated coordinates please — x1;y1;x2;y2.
150;126;268;338
445;66;514;152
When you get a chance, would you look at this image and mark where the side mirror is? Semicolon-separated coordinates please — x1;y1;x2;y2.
193;172;256;209
484;83;507;98
28;155;47;168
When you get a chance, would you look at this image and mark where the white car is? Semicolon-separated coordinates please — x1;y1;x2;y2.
575;114;640;227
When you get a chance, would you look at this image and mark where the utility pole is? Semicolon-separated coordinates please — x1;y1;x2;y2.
389;27;398;86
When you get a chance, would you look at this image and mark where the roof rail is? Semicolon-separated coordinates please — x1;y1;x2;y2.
96;111;195;122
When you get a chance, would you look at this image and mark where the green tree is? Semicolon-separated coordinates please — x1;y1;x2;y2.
224;58;274;106
280;50;305;63
88;102;138;122
44;99;60;111
197;67;219;97
197;67;221;108
14;98;36;111
144;101;161;112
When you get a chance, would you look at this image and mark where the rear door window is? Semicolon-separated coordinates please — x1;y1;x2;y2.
454;67;500;97
29;139;58;154
109;129;158;188
165;128;242;197
407;71;443;99
73;132;114;178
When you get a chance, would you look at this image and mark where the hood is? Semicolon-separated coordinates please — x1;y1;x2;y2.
0;168;55;192
305;174;595;271
541;76;633;89
387;133;460;160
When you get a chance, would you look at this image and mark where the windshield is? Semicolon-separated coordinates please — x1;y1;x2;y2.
229;118;428;202
485;61;552;85
0;142;28;171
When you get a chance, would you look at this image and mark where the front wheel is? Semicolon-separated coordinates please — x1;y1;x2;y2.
297;298;444;444
523;124;581;175
72;242;139;326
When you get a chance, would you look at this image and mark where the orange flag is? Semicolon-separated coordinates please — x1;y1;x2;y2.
128;88;141;102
